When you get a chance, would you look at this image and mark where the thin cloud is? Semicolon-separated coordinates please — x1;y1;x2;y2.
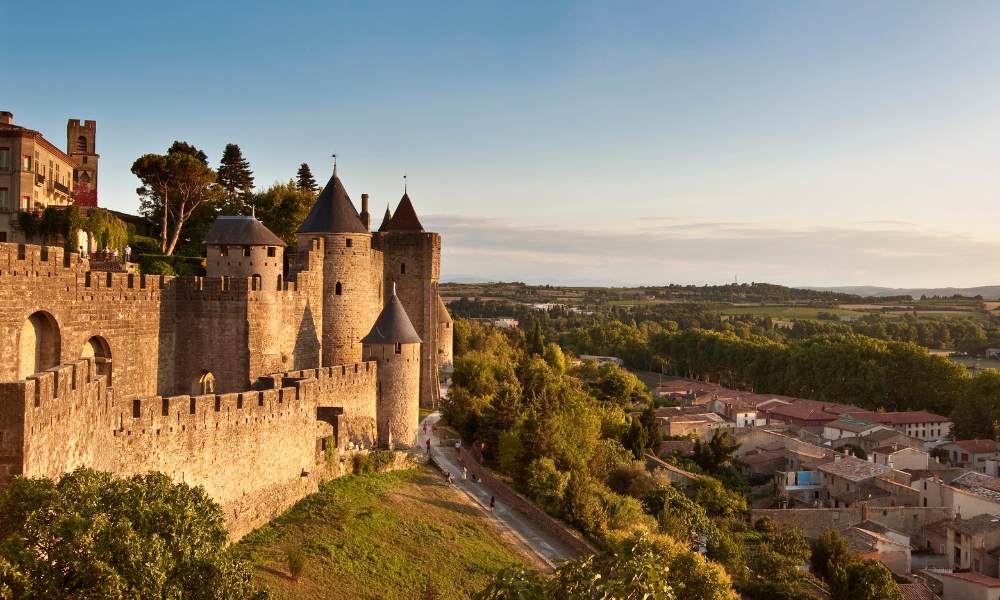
424;214;1000;287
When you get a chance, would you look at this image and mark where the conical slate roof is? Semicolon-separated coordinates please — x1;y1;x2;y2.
297;172;368;234
204;215;286;246
377;206;392;232
383;193;424;232
362;290;422;345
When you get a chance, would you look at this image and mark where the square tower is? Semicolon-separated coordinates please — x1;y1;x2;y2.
66;119;99;207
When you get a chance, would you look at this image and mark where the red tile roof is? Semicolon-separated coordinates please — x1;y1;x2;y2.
858;410;951;425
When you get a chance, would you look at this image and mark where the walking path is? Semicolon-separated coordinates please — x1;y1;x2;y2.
418;412;584;568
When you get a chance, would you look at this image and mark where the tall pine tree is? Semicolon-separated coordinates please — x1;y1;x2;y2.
217;143;255;213
296;163;318;193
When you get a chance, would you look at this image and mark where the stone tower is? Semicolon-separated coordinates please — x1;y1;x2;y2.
297;167;382;367
66;118;98;207
374;192;446;407
203;215;286;290
363;286;421;448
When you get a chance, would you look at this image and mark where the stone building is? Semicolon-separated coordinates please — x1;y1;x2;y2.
0;111;77;242
0;166;452;537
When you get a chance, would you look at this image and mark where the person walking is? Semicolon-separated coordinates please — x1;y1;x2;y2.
489;496;496;513
426;438;431;455
124;244;131;263
462;466;468;480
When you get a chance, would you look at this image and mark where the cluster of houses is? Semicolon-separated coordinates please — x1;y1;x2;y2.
651;378;1000;600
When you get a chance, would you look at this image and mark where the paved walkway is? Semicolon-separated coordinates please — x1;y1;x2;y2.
418;412;582;568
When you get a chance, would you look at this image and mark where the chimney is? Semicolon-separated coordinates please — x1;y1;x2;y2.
360;193;370;229
0;111;12;125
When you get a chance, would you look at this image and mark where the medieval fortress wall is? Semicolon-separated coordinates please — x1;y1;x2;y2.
0;172;452;537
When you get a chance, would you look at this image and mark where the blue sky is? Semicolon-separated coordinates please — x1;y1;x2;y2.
4;1;1000;286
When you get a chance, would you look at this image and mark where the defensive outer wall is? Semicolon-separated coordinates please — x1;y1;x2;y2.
0;356;379;538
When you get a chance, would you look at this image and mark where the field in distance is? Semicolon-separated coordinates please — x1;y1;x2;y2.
232;466;539;600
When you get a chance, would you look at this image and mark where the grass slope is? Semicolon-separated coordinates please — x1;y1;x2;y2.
232;466;533;599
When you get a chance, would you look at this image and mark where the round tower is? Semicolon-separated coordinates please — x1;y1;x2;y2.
204;215;286;290
362;286;421;449
297;166;382;366
435;293;453;367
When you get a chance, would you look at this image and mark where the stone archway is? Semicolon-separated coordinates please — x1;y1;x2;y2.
18;311;61;379
192;370;215;395
81;335;112;383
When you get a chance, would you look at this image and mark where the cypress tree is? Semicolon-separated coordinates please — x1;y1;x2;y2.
296;163;318;193
217;143;254;213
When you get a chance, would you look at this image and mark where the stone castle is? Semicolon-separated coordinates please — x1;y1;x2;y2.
0;167;453;536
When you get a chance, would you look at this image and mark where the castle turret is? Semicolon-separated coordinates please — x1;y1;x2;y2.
374;191;447;408
297;166;382;366
435;294;453;367
363;286;421;448
204;215;286;290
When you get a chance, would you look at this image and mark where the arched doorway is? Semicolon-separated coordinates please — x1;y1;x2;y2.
81;335;112;383
192;370;215;395
18;311;61;379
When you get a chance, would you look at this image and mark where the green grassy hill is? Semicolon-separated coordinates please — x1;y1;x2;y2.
231;466;538;600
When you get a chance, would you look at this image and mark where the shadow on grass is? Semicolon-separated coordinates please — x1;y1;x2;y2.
256;564;294;582
394;491;485;517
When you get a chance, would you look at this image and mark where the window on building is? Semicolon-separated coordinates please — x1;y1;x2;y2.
0;188;7;209
22;155;31;170
83;156;88;164
220;246;228;256
0;148;8;169
335;282;342;295
400;263;406;274
346;238;353;247
267;246;276;257
77;136;87;152
242;246;251;256
394;343;402;354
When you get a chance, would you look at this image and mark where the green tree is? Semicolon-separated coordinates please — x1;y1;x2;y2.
132;142;220;255
952;370;1000;439
528;319;544;356
693;429;740;475
296;162;318;193
250;180;316;245
830;560;902;600
524;457;569;513
217;143;255;213
0;469;266;599
810;529;853;583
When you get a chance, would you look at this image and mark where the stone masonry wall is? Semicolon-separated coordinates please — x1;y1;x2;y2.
0;355;381;538
317;233;382;367
752;506;955;538
375;230;443;406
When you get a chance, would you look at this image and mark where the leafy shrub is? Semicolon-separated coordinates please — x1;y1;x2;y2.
286;546;306;581
353;450;395;474
0;469;267;599
142;259;176;276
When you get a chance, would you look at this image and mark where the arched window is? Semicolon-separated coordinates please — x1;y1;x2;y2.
400;263;406;275
335;281;342;295
77;136;87;152
81;335;112;383
346;238;353;248
276;274;283;289
193;370;215;395
18;311;60;378
252;274;262;290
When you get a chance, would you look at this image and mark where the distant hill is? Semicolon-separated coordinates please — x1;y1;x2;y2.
807;285;1000;300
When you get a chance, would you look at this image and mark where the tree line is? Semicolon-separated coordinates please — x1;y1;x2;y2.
445;319;901;599
131;140;323;257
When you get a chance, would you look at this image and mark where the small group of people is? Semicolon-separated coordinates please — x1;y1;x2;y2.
424;420;496;513
80;245;132;263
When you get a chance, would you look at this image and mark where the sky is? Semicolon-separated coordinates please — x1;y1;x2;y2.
3;1;1000;287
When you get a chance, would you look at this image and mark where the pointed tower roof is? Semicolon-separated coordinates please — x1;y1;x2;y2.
297;170;368;234
383;193;424;232
362;287;422;345
377;205;392;232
